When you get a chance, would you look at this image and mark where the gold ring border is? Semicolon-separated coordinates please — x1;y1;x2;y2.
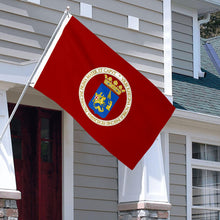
79;67;132;126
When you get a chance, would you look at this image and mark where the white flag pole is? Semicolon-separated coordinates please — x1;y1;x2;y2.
0;7;71;142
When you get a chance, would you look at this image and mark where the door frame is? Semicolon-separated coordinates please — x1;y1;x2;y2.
62;111;74;220
7;89;74;220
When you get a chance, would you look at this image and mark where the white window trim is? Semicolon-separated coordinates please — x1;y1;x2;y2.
187;137;220;220
186;136;192;220
172;3;201;79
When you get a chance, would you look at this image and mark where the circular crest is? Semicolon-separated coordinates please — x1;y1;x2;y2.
79;67;132;126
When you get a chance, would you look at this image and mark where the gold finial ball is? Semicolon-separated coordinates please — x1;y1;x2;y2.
118;85;122;90
113;80;118;85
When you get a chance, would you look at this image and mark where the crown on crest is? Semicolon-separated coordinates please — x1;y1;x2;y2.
104;75;125;95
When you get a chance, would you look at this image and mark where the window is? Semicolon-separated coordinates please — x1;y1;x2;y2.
41;117;53;162
191;142;220;219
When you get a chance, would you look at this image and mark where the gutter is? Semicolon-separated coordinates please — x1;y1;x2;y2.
197;13;211;78
173;108;220;125
203;0;220;6
198;13;211;25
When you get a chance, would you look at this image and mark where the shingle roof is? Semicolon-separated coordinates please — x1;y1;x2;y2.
172;37;220;117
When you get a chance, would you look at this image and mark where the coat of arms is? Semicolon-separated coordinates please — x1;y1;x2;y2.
79;67;132;126
88;75;125;118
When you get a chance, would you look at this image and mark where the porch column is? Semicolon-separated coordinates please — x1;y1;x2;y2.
118;135;171;219
0;83;21;220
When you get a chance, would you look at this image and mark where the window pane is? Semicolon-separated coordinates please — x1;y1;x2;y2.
41;141;52;162
207;144;220;162
192;143;205;160
193;169;206;206
192;209;220;220
193;168;220;208
193;169;205;187
192;142;220;162
41;118;50;139
207;170;220;189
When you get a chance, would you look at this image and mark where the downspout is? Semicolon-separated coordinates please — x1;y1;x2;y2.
199;13;211;25
204;42;220;75
198;13;211;77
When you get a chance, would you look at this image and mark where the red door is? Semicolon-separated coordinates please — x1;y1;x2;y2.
9;104;62;220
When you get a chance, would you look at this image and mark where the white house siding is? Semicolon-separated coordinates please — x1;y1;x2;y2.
169;133;187;220
172;11;193;77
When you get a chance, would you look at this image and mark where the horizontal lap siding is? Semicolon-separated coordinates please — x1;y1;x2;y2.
0;0;59;63
169;134;187;220
1;0;164;89
74;120;118;220
172;12;193;77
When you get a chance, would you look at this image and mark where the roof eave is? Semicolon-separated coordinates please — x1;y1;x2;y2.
173;109;220;125
172;0;220;16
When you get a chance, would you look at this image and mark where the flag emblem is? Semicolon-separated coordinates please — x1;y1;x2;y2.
88;83;119;119
79;67;132;126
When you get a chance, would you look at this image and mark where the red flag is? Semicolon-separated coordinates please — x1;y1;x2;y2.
31;15;175;169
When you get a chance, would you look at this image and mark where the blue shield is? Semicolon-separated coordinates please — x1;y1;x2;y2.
89;83;119;118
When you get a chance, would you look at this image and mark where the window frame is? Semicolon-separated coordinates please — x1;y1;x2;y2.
188;139;220;219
